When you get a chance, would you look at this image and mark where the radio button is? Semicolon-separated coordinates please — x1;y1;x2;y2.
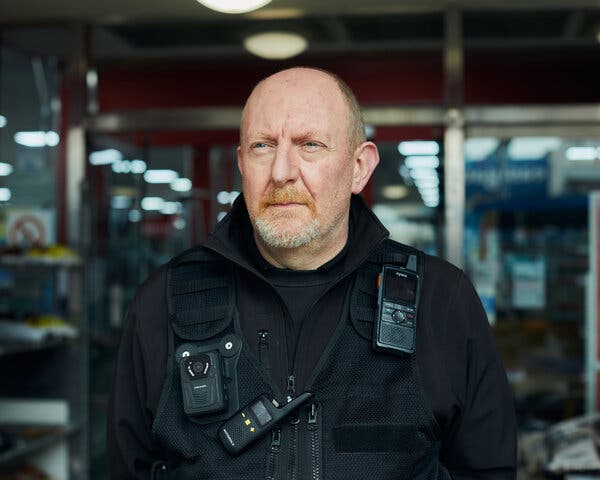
392;310;406;324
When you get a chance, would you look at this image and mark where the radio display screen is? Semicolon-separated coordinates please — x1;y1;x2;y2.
384;270;417;304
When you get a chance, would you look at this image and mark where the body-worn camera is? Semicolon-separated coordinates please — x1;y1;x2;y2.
373;264;420;355
180;351;225;415
177;334;242;420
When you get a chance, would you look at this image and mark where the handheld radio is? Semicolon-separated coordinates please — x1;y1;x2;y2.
373;262;420;355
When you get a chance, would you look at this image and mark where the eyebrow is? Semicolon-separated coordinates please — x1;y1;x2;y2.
292;130;321;144
247;130;330;146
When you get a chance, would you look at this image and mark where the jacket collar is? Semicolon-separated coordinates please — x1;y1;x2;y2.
204;194;389;278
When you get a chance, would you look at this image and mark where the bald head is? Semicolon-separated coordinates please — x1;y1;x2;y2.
240;67;366;152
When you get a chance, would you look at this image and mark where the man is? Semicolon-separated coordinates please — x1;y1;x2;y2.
108;67;517;479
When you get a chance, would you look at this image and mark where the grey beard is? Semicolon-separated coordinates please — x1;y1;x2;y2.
254;217;320;249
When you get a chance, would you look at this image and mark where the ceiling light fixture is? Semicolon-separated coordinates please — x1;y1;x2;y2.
244;31;308;60
398;141;439;157
141;197;165;211
89;149;122;166
144;169;179;184
14;131;59;148
0;115;6;128
0;162;14;176
0;188;11;202
130;160;147;174
565;146;597;161
404;156;439;169
171;178;192;192
197;0;272;14
409;168;439;181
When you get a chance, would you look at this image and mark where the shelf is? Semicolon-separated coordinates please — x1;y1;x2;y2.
0;338;77;358
0;424;78;468
0;256;81;268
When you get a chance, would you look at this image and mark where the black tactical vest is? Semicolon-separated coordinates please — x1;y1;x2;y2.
151;242;451;480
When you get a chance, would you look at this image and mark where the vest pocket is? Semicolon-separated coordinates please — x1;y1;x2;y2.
333;424;417;453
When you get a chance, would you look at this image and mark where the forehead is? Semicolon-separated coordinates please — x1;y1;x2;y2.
243;71;349;137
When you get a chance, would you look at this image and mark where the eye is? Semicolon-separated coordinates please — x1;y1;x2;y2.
303;141;322;151
252;142;268;149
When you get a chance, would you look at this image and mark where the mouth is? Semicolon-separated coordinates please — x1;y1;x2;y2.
267;202;306;208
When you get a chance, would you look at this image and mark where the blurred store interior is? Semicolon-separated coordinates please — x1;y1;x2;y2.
0;0;600;478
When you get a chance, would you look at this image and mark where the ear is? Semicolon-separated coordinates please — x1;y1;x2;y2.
236;146;244;177
351;141;379;194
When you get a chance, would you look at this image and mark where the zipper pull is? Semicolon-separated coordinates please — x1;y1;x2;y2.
270;427;281;453
307;402;319;430
286;374;296;402
258;329;270;371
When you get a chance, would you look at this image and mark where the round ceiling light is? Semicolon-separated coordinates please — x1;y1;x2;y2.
244;31;308;60
196;0;272;14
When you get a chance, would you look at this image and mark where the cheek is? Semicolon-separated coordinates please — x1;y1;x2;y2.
241;165;270;213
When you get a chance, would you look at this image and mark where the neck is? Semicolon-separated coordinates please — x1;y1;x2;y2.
254;218;349;270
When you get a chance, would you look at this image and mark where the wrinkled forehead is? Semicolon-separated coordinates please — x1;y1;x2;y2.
242;72;350;139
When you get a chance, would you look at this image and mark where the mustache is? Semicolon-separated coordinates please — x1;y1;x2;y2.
259;186;316;212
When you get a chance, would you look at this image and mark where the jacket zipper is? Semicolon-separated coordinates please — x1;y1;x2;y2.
265;426;281;480
287;374;299;480
307;402;322;480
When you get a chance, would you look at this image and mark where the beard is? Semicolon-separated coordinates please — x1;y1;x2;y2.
253;186;320;249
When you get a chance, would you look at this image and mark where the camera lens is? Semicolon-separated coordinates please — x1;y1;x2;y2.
192;361;205;373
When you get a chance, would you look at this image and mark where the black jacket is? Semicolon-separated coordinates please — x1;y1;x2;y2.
108;195;517;479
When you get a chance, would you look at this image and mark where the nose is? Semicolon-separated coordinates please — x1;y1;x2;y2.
270;143;299;187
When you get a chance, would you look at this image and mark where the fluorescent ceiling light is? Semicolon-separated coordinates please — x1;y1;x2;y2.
398;141;439;156
0;162;14;176
507;137;561;160
382;185;408;200
171;178;192;192
0;115;6;128
141;197;165;211
0;188;11;202
415;178;440;189
112;160;132;174
409;168;438;181
46;132;60;147
14;131;60;148
128;209;142;223
90;149;122;166
217;191;231;204
423;198;440;207
161;201;181;215
197;0;272;14
565;146;597;161
144;169;179;184
419;189;439;198
86;70;98;88
405;156;439;169
130;160;147;174
244;31;307;60
111;196;131;209
465;137;499;161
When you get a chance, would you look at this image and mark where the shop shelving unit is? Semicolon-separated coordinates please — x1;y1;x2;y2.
0;257;88;480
